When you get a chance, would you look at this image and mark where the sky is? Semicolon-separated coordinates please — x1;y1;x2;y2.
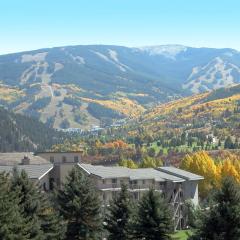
0;0;239;54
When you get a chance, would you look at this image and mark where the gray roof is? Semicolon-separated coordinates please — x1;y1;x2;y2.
0;152;49;165
79;164;184;182
0;164;53;180
158;166;204;181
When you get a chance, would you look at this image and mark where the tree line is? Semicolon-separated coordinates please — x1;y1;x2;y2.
0;107;67;152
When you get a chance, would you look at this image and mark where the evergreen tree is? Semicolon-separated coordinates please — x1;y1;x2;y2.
105;184;133;240
55;166;103;240
191;177;240;240
0;172;30;240
11;168;44;240
224;136;234;149
11;168;65;240
38;193;66;240
132;189;173;240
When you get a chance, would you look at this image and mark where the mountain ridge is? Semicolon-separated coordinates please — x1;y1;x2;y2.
1;44;240;129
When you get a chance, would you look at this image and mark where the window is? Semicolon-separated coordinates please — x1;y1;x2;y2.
50;156;54;163
49;178;55;190
62;156;66;163
102;179;106;184
180;191;183;198
43;182;47;191
133;192;138;200
142;180;145;184
103;192;106;201
112;179;117;184
74;156;79;163
159;182;164;187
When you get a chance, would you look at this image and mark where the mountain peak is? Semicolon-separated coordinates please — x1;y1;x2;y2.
137;44;187;59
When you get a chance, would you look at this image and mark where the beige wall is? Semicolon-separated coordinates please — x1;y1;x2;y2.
37;152;82;164
89;175;165;205
182;180;199;206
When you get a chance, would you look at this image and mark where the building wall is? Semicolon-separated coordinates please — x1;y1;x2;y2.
36;152;82;164
39;173;50;191
37;152;83;188
182;180;199;206
87;175;165;205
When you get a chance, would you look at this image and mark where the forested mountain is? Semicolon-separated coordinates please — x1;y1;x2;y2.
113;84;240;155
1;44;240;129
0;107;66;152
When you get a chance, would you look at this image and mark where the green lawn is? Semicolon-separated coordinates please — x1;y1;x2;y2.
171;230;193;240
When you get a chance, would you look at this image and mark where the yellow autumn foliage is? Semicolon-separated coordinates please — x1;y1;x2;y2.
181;151;240;198
119;159;138;169
0;85;24;102
80;97;145;117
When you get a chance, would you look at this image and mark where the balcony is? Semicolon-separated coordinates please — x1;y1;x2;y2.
97;183;162;191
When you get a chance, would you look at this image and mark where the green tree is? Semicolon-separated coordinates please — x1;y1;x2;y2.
11;168;44;240
0;172;30;240
191;177;240;240
11;168;65;240
38;194;66;240
55;167;102;240
148;148;156;157
132;189;173;240
224;136;235;149
105;184;133;240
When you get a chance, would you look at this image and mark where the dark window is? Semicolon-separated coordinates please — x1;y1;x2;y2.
112;179;117;184
133;180;137;185
49;178;55;190
50;156;54;163
74;156;79;163
62;156;66;163
43;182;47;191
134;192;138;200
102;179;105;184
103;192;106;200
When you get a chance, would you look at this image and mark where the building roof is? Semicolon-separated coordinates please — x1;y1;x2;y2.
158;166;204;181
79;164;184;182
0;152;49;165
0;164;53;180
36;151;83;154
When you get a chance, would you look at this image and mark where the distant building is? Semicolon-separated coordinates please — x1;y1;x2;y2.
0;151;203;230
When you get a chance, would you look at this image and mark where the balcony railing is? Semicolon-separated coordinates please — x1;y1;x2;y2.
97;183;162;191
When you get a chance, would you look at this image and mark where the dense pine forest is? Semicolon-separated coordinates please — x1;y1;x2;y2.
0;107;66;152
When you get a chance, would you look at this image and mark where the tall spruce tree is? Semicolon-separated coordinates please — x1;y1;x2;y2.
0;172;30;240
132;189;173;240
55;166;103;240
38;193;66;240
11;169;44;240
191;177;240;240
11;168;66;240
105;184;133;240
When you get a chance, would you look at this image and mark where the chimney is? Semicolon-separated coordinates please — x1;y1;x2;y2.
21;156;30;165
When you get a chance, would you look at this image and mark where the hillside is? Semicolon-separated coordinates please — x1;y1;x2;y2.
1;45;240;129
0;107;66;152
120;84;240;153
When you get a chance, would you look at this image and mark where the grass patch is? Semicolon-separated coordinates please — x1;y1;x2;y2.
171;230;193;240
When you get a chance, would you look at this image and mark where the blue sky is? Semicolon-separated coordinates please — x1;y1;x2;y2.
0;0;239;54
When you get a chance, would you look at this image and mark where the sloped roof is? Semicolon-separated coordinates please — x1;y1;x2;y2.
0;164;53;180
79;164;184;182
158;166;204;181
0;152;49;165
